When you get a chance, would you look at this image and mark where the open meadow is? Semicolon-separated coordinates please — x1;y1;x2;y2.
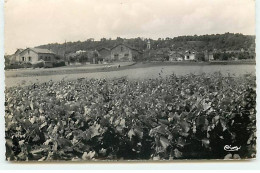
5;63;255;87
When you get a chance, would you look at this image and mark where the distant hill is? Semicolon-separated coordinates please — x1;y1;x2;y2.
36;33;255;56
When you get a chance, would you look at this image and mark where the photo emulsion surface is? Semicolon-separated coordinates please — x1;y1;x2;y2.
4;0;256;161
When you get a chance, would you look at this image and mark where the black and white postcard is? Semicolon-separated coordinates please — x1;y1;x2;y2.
4;0;256;161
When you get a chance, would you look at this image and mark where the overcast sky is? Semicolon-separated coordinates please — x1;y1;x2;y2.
4;0;255;54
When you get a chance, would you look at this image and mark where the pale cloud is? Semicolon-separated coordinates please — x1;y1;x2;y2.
4;0;255;54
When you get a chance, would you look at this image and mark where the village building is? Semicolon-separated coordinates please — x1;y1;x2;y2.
67;50;100;64
16;48;56;64
89;50;101;64
208;53;214;61
147;40;151;50
145;49;163;61
168;51;184;61
204;51;214;61
149;48;171;61
225;50;241;54
184;50;196;61
109;43;141;62
9;48;24;64
76;50;87;54
98;48;111;62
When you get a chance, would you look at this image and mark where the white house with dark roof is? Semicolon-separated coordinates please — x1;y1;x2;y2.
184;50;196;61
17;48;56;63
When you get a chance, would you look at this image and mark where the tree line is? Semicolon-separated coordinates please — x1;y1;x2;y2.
36;33;255;57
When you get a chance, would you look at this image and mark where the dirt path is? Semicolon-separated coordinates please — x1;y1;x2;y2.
5;62;135;78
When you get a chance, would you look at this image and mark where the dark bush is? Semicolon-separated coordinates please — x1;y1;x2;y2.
53;61;66;67
5;62;32;70
32;62;44;68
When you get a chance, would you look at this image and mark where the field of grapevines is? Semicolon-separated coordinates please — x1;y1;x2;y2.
5;72;256;161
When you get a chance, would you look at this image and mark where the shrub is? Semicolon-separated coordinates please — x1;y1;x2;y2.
53;61;66;67
32;61;44;68
5;62;32;70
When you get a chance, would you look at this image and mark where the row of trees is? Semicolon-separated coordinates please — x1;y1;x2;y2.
213;52;255;61
36;33;255;58
141;51;255;62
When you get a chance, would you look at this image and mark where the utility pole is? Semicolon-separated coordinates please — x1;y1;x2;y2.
64;40;67;63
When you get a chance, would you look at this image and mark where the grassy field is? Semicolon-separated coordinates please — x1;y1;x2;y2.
5;62;255;87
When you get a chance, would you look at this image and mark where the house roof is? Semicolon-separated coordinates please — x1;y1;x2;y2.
20;48;55;55
31;48;55;54
184;50;197;55
15;48;24;53
169;51;184;57
111;43;141;53
98;47;110;50
98;47;110;51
